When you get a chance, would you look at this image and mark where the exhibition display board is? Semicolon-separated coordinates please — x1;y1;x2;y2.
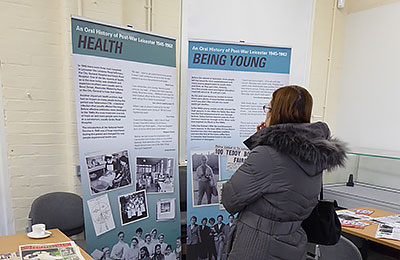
186;40;291;259
71;16;181;258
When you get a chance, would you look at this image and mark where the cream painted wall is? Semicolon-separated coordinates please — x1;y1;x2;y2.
0;0;180;234
309;0;400;134
309;0;400;185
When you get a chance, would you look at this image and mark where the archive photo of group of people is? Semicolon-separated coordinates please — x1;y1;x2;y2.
95;228;182;260
119;190;149;225
187;214;235;260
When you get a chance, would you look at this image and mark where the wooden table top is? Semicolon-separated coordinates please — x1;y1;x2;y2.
0;229;92;260
339;207;400;250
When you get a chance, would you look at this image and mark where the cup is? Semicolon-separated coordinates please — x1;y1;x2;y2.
31;223;46;236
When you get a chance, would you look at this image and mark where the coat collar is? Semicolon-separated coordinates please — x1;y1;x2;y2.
244;122;347;172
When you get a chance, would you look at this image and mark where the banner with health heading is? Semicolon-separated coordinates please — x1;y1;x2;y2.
72;16;181;258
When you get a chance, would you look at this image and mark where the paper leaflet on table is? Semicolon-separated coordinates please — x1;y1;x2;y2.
373;214;400;226
215;145;250;172
339;219;370;229
19;241;85;260
87;194;116;236
0;252;19;260
375;223;400;241
336;210;373;221
354;209;374;215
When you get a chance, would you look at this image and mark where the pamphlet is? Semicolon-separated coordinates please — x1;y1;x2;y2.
0;252;19;260
354;209;374;216
373;214;400;226
336;210;373;221
375;224;400;241
339;219;370;229
19;241;84;260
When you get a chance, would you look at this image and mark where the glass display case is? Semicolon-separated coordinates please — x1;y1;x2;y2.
323;148;400;212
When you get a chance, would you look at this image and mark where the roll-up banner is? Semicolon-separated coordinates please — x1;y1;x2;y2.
186;40;291;260
71;16;181;259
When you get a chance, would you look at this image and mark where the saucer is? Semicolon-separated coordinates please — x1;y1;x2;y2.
27;230;52;239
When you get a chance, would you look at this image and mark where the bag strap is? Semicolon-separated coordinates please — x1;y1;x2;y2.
320;172;324;200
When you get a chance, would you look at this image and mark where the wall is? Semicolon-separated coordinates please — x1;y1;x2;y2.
317;0;400;138
333;2;400;151
0;62;14;235
0;0;180;234
179;0;316;163
308;0;400;185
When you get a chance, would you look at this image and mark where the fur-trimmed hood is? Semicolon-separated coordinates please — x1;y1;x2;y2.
243;122;347;174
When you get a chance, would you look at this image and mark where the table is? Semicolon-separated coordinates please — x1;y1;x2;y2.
0;229;92;260
340;207;400;250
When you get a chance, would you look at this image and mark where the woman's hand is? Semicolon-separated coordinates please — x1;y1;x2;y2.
257;121;266;131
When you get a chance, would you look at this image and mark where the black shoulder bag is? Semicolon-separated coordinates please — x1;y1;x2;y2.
301;184;341;245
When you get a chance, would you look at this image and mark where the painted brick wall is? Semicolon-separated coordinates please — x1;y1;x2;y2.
0;0;180;233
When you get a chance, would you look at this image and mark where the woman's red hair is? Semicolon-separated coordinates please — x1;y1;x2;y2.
269;85;313;126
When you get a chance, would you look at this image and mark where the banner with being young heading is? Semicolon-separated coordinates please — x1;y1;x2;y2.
186;40;291;260
71;16;181;259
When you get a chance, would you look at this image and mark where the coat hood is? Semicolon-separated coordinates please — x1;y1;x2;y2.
243;122;347;174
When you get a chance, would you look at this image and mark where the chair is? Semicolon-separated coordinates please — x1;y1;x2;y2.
29;192;84;237
311;236;363;260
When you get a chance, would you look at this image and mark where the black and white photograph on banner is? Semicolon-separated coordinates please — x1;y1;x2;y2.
156;198;176;221
85;150;132;195
118;190;149;225
187;214;235;260
90;228;182;260
136;157;174;193
191;151;220;206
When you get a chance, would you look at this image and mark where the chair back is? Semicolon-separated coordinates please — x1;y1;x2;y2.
317;236;362;260
29;192;84;236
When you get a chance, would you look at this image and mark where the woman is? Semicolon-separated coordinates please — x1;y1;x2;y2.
222;85;347;260
99;246;112;260
198;218;211;260
151;244;165;260
143;234;154;257
123;237;140;260
207;218;218;260
186;216;201;260
163;245;175;260
138;247;151;260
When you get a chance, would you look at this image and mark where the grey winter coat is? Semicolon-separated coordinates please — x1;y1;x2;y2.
221;122;347;260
